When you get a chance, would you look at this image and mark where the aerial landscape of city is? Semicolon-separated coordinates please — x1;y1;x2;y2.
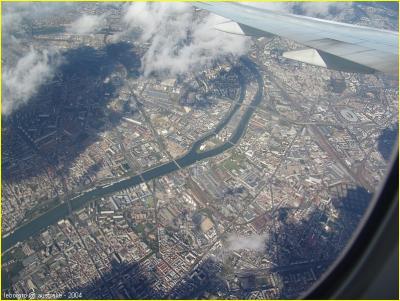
1;2;398;299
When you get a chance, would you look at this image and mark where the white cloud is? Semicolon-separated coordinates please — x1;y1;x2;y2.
119;3;249;77
301;2;353;17
2;3;73;38
245;2;353;17
117;2;353;78
122;2;189;42
68;14;106;35
3;48;62;115
2;3;70;115
2;2;354;115
225;234;267;252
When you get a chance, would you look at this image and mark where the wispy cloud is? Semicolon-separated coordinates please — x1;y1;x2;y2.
225;234;267;252
67;14;106;35
3;47;63;115
245;2;353;17
2;2;355;115
2;3;70;115
118;3;249;77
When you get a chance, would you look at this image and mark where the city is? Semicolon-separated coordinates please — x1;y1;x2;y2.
2;2;398;299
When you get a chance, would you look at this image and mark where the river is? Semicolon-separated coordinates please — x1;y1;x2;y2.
2;57;263;252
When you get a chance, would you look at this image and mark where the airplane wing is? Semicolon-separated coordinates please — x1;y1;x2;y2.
194;2;398;74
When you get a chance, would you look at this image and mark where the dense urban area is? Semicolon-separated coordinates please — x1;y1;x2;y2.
2;2;398;299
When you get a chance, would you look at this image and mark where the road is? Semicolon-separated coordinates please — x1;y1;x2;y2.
2;57;264;253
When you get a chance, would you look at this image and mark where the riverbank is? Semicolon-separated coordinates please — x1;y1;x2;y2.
2;57;264;253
